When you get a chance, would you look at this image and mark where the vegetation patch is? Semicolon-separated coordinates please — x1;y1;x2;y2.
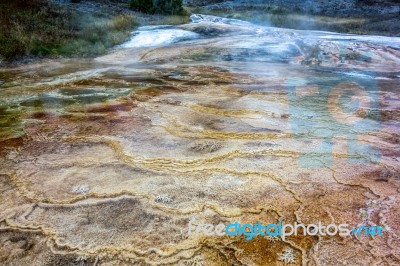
0;0;137;62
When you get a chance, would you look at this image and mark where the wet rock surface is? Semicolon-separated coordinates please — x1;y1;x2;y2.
0;15;399;265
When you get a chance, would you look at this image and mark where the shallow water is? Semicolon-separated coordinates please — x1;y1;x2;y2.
0;14;399;265
121;26;200;48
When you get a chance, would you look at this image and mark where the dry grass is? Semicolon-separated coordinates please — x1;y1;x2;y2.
0;0;137;62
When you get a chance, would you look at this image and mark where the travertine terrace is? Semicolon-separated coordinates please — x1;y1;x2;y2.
0;15;399;265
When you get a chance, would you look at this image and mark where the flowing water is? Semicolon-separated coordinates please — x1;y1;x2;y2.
0;14;399;265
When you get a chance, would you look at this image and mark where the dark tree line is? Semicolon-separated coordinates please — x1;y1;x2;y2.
128;0;184;15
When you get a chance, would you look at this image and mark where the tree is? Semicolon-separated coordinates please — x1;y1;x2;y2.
128;0;184;15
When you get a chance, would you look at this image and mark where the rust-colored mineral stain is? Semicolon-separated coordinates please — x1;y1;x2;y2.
82;101;136;113
0;137;24;155
136;88;163;97
200;236;289;265
135;87;173;97
28;112;55;119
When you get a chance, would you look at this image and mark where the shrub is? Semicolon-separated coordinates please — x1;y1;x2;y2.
112;15;136;31
128;0;184;15
129;0;154;13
